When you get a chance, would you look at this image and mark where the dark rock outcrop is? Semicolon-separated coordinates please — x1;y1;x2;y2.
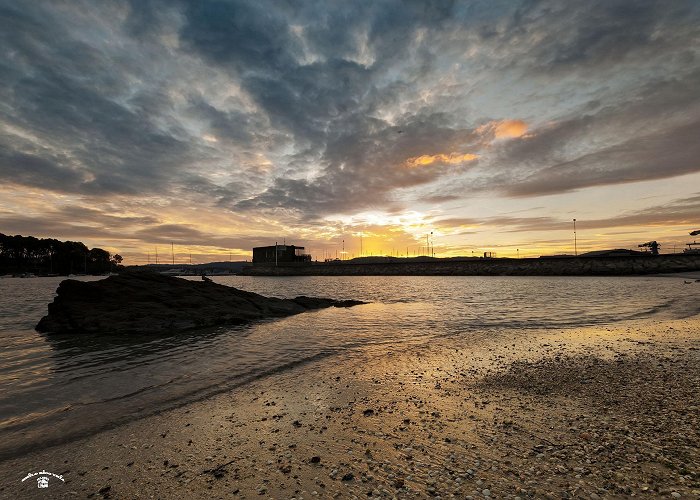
36;272;365;334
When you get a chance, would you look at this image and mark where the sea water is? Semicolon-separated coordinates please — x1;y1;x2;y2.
0;275;697;459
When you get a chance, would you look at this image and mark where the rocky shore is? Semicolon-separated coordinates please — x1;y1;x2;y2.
36;272;364;334
243;253;700;276
4;315;699;498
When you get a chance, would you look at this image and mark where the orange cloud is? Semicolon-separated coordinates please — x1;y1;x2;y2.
494;119;528;139
405;152;478;167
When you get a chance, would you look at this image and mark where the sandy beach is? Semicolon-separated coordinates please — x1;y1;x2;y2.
2;314;699;499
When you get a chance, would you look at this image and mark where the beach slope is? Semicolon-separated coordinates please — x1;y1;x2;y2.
3;317;699;498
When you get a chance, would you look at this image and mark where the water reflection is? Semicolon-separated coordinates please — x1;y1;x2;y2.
43;323;252;359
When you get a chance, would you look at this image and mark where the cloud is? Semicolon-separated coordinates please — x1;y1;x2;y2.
0;203;271;252
0;2;199;196
434;193;700;233
494;120;528;139
521;1;698;72
506;118;700;197
405;152;478;167
0;0;699;250
441;67;700;198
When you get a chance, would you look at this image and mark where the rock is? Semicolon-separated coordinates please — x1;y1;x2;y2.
35;271;366;334
363;409;375;417
310;456;321;464
341;472;354;481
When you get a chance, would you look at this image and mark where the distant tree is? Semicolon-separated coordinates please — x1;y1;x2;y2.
89;248;111;274
64;241;89;274
0;233;121;276
110;254;123;272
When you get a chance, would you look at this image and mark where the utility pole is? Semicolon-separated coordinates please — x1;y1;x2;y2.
360;235;362;257
155;247;158;265
275;242;278;267
171;242;175;265
342;239;345;260
573;219;577;256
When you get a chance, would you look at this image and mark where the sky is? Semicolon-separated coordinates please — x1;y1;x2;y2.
1;0;699;263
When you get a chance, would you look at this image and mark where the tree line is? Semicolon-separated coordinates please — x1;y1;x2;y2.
0;233;123;276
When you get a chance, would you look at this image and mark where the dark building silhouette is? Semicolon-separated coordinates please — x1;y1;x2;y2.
252;244;311;265
638;241;660;255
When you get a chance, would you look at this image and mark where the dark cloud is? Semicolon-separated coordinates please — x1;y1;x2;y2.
520;1;698;72
175;0;480;215
0;150;84;190
451;69;700;198
0;214;111;241
506;118;700;197
175;0;700;213
133;223;274;249
0;1;198;196
0;0;698;225
0;207;156;243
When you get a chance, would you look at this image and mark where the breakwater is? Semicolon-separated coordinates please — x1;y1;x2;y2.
241;254;700;276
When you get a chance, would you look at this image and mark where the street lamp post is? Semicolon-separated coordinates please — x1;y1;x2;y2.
573;219;577;257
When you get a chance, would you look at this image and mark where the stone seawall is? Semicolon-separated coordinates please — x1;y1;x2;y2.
241;254;700;276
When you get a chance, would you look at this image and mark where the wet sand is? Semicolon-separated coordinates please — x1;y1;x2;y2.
2;316;699;499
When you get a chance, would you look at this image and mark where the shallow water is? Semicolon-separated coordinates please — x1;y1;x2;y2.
0;275;697;459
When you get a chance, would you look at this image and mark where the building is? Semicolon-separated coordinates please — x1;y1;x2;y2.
252;244;311;265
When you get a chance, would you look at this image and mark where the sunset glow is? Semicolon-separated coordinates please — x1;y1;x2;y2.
405;153;479;168
494;120;528;139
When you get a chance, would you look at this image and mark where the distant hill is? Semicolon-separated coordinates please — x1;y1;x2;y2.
579;249;648;257
128;261;250;275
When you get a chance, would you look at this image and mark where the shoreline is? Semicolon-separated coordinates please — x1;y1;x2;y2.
241;254;700;277
1;315;699;498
